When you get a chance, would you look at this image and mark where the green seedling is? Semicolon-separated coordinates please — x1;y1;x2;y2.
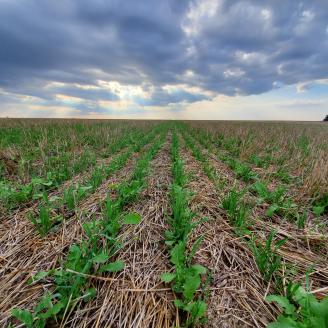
183;131;217;181
296;211;308;229
163;129;209;327
161;241;208;327
12;292;64;328
298;134;310;156
222;189;249;231
29;205;53;237
249;154;271;168
234;161;257;182
274;167;292;184
251;181;297;218
266;283;328;328
166;185;195;246
91;167;104;190
312;194;328;217
63;186;75;211
248;230;286;282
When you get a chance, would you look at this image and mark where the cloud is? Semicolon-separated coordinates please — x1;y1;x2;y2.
296;79;328;92
134;86;211;106
0;0;327;116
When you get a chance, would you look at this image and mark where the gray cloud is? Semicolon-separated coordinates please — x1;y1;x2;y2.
135;87;211;106
0;0;327;114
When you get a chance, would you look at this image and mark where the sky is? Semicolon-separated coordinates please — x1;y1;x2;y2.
0;0;327;120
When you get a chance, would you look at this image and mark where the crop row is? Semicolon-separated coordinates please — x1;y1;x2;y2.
161;130;209;327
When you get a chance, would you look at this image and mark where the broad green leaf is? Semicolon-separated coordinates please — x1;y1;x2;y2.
192;300;207;318
266;295;296;315
191;264;207;275
99;260;125;272
67;244;82;262
170;242;186;266
35;292;52;312
92;252;109;264
49;302;64;315
174;299;185;309
161;272;176;283
11;309;34;327
311;297;328;326
39;302;64;318
267;316;299;328
183;274;201;301
313;206;325;217
183;301;195;312
123;212;141;225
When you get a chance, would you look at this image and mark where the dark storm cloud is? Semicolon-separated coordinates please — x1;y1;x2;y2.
0;0;327;113
135;87;211;106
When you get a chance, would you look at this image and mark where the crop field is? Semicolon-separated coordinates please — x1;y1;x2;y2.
0;118;327;327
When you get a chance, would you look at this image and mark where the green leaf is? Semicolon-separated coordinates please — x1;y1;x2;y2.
174;299;185;309
165;240;175;246
11;309;34;327
183;273;201;301
50;301;64;315
28;270;53;285
161;272;176;283
99;260;125;272
267;204;280;217
267;316;299;328
266;295;296;315
313;206;325;217
80;186;93;192
35;292;52;313
192;300;207;319
42;181;53;187
170;242;186;266
82;288;97;301
49;196;62;203
92;252;109;264
123;212;141;224
32;193;44;200
191;264;207;275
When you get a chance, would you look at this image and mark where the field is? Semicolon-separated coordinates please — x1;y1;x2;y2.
0;119;327;327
